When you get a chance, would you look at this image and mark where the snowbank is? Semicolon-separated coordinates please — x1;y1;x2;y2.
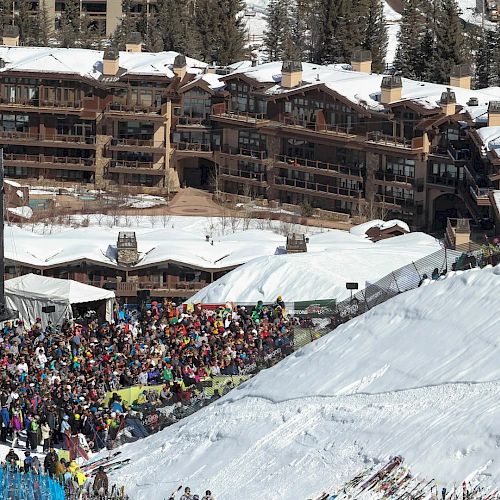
110;266;500;499
188;231;440;303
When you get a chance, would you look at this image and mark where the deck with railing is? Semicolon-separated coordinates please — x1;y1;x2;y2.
374;170;415;186
106;159;166;176
0;130;96;146
274;155;363;180
273;175;362;199
3;153;96;170
219;167;268;185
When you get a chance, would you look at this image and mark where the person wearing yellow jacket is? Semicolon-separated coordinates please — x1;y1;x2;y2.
68;460;88;486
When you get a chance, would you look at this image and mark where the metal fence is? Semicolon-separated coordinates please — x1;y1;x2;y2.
112;246;484;447
0;467;65;500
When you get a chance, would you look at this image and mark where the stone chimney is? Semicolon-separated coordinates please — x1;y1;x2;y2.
125;31;143;53
103;47;120;76
173;54;187;80
488;101;500;127
440;88;457;116
117;232;138;266
2;25;19;47
281;61;303;89
380;75;402;105
351;48;372;74
450;64;471;90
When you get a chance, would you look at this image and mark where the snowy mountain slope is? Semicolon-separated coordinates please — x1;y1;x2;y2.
111;266;500;500
187;231;441;304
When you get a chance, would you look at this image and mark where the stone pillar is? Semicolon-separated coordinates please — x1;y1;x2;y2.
95;134;112;189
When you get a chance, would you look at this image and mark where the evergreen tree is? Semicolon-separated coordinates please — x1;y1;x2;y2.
490;23;500;86
0;0;13;32
58;0;81;47
34;1;53;46
434;0;464;84
156;0;197;54
361;0;387;73
196;0;245;64
394;0;423;78
417;1;437;81
290;0;315;62
216;0;246;65
263;0;289;61
475;29;493;89
110;0;138;50
17;0;34;45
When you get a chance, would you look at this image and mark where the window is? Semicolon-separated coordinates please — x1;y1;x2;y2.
238;131;266;151
386;156;415;177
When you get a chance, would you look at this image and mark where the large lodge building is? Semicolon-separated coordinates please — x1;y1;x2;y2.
3;31;500;234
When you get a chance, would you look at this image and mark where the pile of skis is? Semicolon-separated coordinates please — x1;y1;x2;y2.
313;456;500;499
81;451;131;476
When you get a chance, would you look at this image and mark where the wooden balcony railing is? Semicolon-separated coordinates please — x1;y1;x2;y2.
177;116;211;127
274;154;363;178
427;174;458;187
4;153;94;167
274;175;362;198
375;170;415;185
0;130;95;144
366;132;414;149
109;159;158;169
219;167;267;183
109;138;165;148
173;142;214;153
0;97;83;109
106;102;162;115
219;145;268;159
375;193;415;208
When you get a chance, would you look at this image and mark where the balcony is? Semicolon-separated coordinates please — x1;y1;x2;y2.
3;153;95;171
273;175;362;200
211;104;269;127
219;167;268;186
176;116;211;128
106;159;165;176
116;280;206;298
427;174;458;188
107;137;165;153
374;170;415;187
366;132;420;150
375;193;414;209
105;102;166;120
0;97;83;112
431;144;470;162
278;115;359;139
173;142;215;158
218;145;268;160
0;130;96;148
274;155;363;180
470;186;493;206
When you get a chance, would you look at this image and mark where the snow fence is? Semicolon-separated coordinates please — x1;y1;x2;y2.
0;466;65;500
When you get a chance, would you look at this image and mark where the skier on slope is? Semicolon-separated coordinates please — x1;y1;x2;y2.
202;490;215;500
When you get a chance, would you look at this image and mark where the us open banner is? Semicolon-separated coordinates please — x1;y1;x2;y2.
288;299;337;317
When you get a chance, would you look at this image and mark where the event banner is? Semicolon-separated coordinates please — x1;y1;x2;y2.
288;299;337;317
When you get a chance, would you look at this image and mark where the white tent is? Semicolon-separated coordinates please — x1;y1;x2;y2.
5;273;115;326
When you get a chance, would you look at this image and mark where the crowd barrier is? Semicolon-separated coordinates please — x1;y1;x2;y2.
0;467;65;500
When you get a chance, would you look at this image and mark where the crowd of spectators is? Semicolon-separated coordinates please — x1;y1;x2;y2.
0;296;295;455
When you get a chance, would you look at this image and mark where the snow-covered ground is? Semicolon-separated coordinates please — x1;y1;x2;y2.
187;231;441;303
108;265;500;499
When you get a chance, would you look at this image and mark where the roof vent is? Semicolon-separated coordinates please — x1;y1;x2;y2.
281;61;303;89
351;48;372;73
125;32;143;53
173;54;187;79
103;47;120;76
2;25;19;46
117;232;138;266
467;97;479;107
440;88;457;116
380;75;402;105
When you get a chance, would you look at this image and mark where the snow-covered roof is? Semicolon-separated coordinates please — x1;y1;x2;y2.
106;265;500;500
350;219;410;237
3;225;286;271
230;61;500;117
5;273;114;304
187;231;441;303
7;206;32;219
0;46;206;80
180;72;225;92
475;126;500;157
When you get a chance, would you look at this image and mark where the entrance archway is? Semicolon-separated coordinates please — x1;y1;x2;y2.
177;157;216;190
432;193;468;230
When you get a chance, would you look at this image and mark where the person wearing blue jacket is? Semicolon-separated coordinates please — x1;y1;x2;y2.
0;405;10;442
